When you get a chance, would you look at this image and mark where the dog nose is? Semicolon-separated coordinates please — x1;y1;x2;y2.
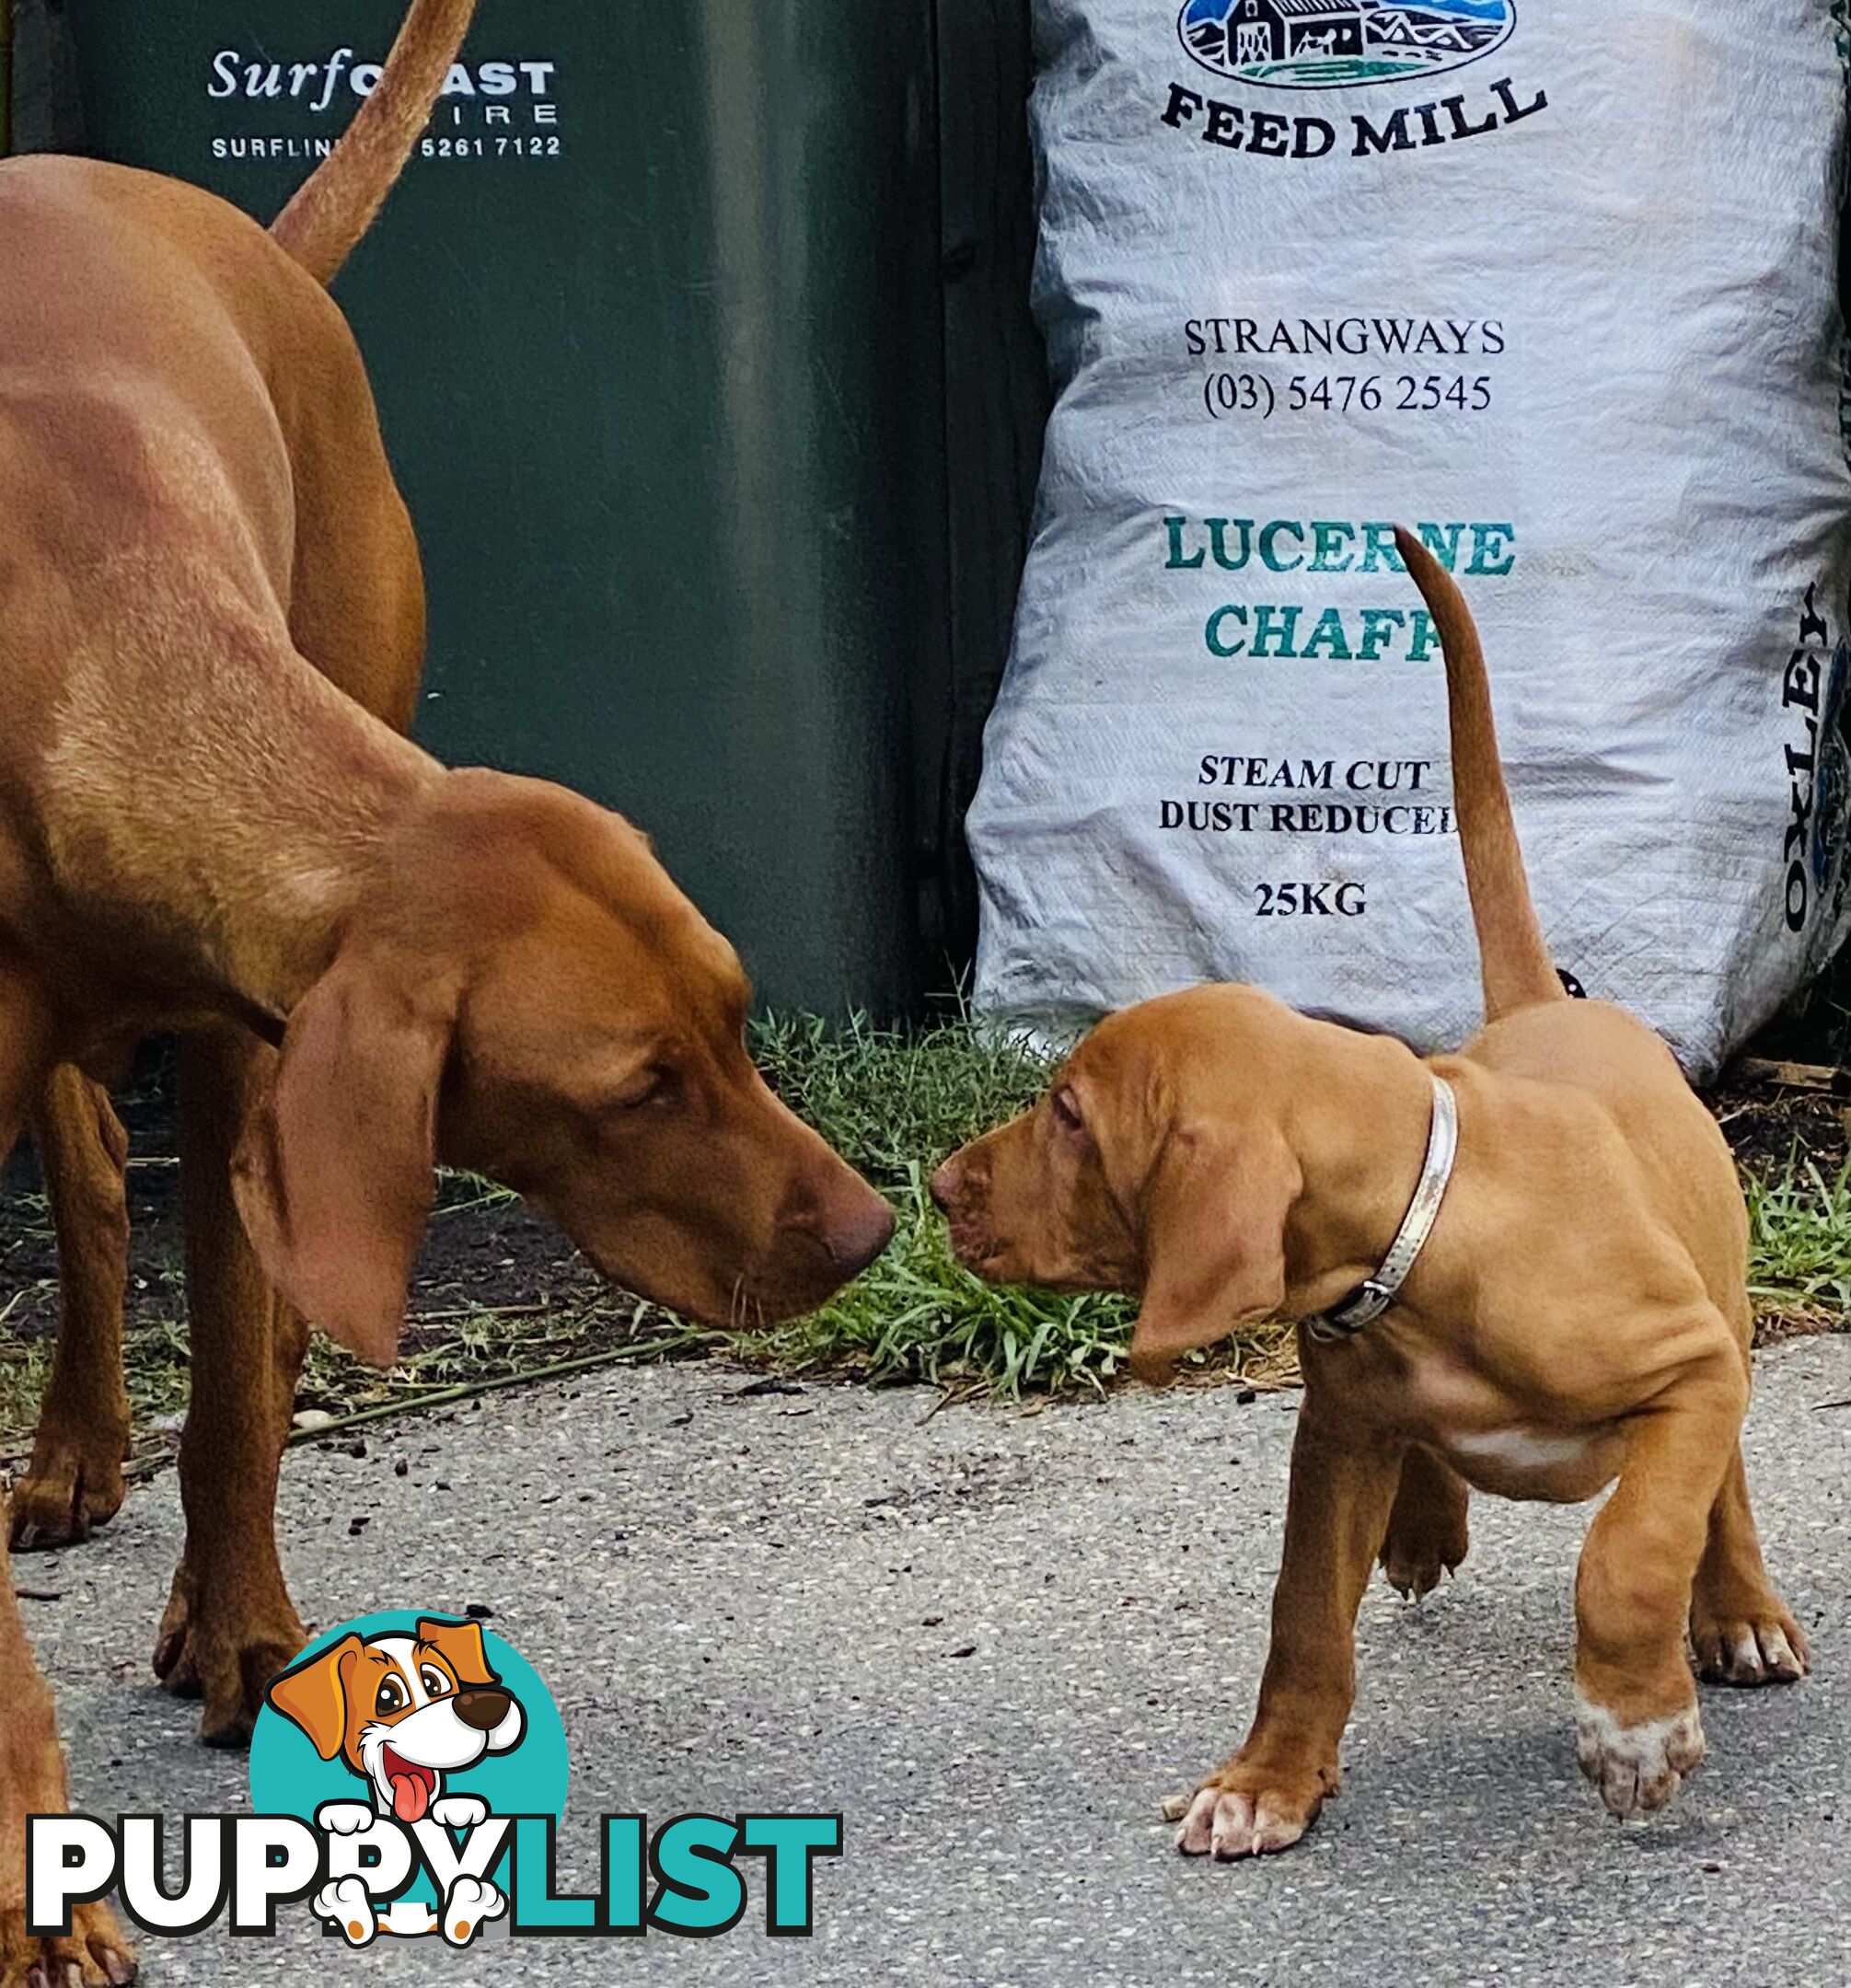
454;1687;513;1732
929;1160;958;1213
827;1185;896;1275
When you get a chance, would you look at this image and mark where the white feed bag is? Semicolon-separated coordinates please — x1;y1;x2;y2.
971;0;1851;1076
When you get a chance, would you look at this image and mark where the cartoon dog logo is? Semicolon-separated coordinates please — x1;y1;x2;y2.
266;1616;526;1946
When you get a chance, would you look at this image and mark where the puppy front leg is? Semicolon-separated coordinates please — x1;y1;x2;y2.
1690;1442;1810;1687
1177;1406;1402;1862
1575;1349;1747;1819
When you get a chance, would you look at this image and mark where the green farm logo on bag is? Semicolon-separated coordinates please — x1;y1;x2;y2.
1179;0;1517;91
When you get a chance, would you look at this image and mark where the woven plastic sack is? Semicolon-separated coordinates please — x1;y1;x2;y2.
971;0;1851;1076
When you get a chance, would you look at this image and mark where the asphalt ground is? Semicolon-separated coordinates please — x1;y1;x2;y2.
25;1335;1851;1986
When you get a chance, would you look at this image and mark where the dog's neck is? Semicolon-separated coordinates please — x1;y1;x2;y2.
1281;1034;1456;1320
42;622;442;1026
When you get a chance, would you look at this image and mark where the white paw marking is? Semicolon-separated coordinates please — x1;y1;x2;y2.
1174;1785;1312;1861
431;1794;489;1831
1709;1621;1805;1684
313;1876;376;1948
315;1800;378;1836
1574;1692;1706;1819
442;1875;507;1947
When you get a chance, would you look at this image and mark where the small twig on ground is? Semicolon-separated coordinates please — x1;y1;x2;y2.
284;1333;714;1445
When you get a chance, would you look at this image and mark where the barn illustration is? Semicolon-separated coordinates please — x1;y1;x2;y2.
1226;0;1365;65
1180;0;1516;85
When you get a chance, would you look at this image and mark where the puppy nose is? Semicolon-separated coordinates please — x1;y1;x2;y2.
929;1160;958;1213
827;1186;896;1276
454;1687;513;1732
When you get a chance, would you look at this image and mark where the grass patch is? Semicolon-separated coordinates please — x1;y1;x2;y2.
9;1023;1851;1466
1747;1150;1851;1331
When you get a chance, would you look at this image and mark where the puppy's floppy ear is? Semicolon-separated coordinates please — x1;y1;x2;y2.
1127;1118;1301;1386
415;1616;498;1688
267;1634;363;1761
232;952;461;1370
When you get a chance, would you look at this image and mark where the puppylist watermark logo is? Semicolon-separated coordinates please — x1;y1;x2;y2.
29;1612;841;1948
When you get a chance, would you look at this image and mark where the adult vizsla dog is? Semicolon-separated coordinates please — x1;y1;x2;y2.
932;530;1805;1861
0;3;891;1978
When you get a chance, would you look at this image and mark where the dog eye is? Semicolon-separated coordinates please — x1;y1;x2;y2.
376;1679;405;1716
612;1063;677;1111
1050;1086;1085;1135
420;1666;451;1698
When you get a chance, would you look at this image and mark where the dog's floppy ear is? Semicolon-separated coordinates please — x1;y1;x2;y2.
1125;1118;1301;1386
232;952;461;1370
267;1634;363;1761
415;1616;497;1688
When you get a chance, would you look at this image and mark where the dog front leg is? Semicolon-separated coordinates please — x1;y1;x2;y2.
1574;1347;1747;1819
12;1067;132;1552
1177;1405;1402;1862
1690;1442;1810;1687
153;1027;309;1744
0;988;136;1983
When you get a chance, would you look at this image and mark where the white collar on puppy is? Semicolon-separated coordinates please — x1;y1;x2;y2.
1304;1073;1458;1346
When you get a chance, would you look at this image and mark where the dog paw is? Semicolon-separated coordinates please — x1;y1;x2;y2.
315;1801;379;1837
8;1426;128;1553
1173;1756;1336;1863
312;1878;377;1948
441;1877;506;1947
0;1901;137;1986
1692;1606;1810;1688
1379;1529;1464;1602
431;1796;489;1832
1379;1498;1469;1603
153;1558;306;1748
1575;1694;1705;1818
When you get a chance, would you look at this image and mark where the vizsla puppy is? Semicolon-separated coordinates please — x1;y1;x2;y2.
0;3;891;1978
932;530;1805;1859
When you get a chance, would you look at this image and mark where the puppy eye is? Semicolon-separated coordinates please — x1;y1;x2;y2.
419;1666;451;1698
376;1679;405;1716
1050;1086;1085;1136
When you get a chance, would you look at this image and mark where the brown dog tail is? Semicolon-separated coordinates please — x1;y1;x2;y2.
270;0;479;286
1395;526;1566;1022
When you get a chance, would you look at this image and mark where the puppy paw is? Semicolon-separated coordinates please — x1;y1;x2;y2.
1692;1606;1810;1688
1173;1756;1336;1862
312;1878;376;1948
1379;1529;1464;1602
441;1877;506;1947
431;1795;489;1831
1378;1453;1470;1601
315;1801;379;1837
1575;1693;1705;1819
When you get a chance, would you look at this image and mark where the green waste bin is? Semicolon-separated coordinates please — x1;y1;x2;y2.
61;2;954;1016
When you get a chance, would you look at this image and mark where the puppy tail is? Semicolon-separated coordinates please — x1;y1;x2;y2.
270;0;479;286
1395;526;1566;1022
